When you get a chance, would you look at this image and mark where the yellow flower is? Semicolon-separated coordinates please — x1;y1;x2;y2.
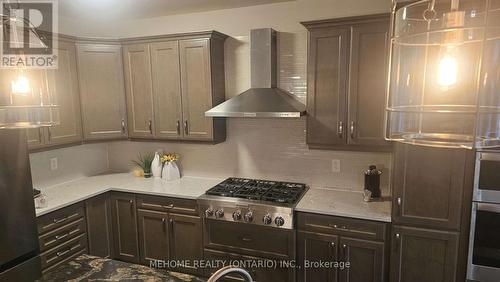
161;153;180;163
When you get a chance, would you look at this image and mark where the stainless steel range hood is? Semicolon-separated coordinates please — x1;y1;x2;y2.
205;28;306;118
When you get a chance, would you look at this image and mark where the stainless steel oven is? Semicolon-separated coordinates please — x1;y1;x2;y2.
473;152;500;203
467;151;500;282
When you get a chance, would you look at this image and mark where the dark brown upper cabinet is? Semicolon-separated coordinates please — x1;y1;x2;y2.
390;225;460;282
77;43;128;141
302;14;390;151
123;43;155;138
110;192;140;263
85;193;114;258
392;144;473;231
122;31;227;143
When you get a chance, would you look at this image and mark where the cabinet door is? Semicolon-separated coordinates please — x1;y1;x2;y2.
77;44;128;140
339;237;385;282
151;41;183;139
297;231;338;282
169;213;203;275
306;27;349;146
137;209;169;265
27;128;45;149
390;225;459;282
347;19;389;146
179;39;214;141
110;192;139;263
85;193;114;258
393;144;470;230
123;43;154;138
46;40;83;146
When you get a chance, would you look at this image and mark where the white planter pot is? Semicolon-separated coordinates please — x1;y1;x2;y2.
162;162;180;181
151;152;162;179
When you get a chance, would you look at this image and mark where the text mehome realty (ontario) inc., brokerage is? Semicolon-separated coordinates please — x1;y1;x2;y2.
149;259;351;271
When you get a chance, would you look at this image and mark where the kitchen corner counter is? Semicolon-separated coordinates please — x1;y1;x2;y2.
35;173;224;217
296;188;392;222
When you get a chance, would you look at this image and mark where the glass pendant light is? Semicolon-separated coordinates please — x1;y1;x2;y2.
386;0;500;149
0;4;59;129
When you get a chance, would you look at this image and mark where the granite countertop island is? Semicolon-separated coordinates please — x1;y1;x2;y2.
36;173;223;217
38;254;206;282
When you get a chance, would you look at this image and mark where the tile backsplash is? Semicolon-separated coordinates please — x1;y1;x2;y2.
107;118;392;193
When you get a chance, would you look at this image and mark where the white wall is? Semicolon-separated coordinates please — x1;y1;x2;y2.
30;143;110;188
59;0;391;38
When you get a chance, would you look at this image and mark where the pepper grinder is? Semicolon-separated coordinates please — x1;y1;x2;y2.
364;165;382;198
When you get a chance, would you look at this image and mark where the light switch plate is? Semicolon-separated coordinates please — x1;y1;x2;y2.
332;159;341;173
50;157;58;171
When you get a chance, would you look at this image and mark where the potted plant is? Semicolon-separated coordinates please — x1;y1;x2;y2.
131;153;154;178
161;153;180;181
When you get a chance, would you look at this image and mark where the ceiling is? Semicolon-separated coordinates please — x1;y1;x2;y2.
58;0;294;21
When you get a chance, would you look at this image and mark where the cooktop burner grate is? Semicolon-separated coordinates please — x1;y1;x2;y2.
205;178;307;205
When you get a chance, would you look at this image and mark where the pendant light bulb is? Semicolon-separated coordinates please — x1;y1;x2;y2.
11;74;31;96
438;46;458;88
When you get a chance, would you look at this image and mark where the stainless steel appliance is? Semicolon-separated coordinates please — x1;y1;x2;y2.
205;29;306;118
198;178;308;230
0;129;41;281
467;151;500;282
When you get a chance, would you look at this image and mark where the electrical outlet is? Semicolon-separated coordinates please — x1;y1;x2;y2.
50;157;58;171
332;159;341;173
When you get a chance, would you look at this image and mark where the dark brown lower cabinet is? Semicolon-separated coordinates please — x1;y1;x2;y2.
110;192;140;263
137;209;169;265
85;193;114;258
169;213;203;275
297;231;338;282
390;225;459;282
339;237;385;282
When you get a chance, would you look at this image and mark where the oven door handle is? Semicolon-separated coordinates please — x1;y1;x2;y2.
477;202;500;213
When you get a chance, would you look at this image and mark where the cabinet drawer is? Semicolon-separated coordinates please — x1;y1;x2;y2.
137;194;198;215
42;248;87;274
204;220;294;258
37;203;85;235
40;233;87;271
297;212;387;241
39;217;86;252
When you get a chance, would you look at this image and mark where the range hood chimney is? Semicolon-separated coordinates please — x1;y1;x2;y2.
205;28;306;118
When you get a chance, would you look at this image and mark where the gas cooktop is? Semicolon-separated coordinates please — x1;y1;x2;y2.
198;178;308;229
205;177;307;205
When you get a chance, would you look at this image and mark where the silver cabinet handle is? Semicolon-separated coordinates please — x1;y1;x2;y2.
176;120;181;135
330;242;335;247
148;119;153;134
337;121;344;138
350;121;355;139
55;233;69;241
53;216;68;224
56;249;70;257
397;197;402;216
121;119;126;134
38;127;43;142
184;120;189;135
395;233;400;239
163;204;174;209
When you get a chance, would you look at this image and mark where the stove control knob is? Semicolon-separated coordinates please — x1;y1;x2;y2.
215;209;224;219
244;211;254;223
275;216;285;227
232;210;242;221
263;214;272;225
204;208;214;217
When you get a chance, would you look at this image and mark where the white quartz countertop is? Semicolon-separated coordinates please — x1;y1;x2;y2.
295;188;392;222
35;173;224;217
